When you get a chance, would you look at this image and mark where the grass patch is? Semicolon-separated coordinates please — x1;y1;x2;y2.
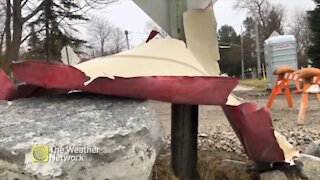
152;151;256;180
239;79;268;90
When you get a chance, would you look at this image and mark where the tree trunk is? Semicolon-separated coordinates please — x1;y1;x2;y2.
44;0;53;61
101;40;104;56
11;0;23;62
3;0;23;74
0;32;4;58
3;0;11;73
2;0;46;72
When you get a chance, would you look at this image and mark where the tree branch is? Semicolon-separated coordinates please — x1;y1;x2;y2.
21;0;29;8
22;1;45;23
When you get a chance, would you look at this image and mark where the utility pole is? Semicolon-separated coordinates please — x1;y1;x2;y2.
124;30;130;50
252;0;261;79
241;25;244;79
255;21;261;79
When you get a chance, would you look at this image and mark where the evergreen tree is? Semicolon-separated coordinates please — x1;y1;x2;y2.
218;25;239;44
307;0;320;68
28;0;87;61
26;23;44;59
242;17;256;71
218;25;242;77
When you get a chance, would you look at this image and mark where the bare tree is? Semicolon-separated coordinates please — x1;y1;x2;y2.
289;10;310;67
1;0;45;73
107;27;126;54
234;0;264;15
88;16;114;56
1;0;118;73
234;0;285;40
87;16;126;57
81;0;118;10
0;2;5;60
259;1;285;39
234;0;285;76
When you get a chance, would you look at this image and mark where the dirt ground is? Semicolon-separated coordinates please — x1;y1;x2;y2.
150;87;320;179
149;87;320;151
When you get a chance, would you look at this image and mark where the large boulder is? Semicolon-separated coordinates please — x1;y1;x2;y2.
257;154;320;180
260;170;288;180
298;154;320;180
0;93;165;180
304;140;320;158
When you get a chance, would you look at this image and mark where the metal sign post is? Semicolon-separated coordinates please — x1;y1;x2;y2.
171;104;199;179
241;26;245;79
169;0;199;179
124;30;130;50
131;0;200;178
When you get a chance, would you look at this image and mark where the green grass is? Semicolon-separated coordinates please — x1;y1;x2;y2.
239;79;268;90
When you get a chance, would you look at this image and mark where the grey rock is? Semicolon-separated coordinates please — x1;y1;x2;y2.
260;170;288;180
305;140;320;158
198;133;208;138
0;93;165;180
298;154;320;180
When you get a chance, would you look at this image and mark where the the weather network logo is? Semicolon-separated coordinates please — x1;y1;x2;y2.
31;144;100;162
32;145;49;162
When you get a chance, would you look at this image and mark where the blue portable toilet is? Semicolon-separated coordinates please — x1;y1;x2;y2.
264;33;298;89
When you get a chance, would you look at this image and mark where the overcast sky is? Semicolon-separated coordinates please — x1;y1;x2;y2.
215;0;315;31
83;0;316;46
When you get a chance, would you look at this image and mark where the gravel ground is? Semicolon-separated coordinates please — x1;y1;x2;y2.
149;89;320;157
